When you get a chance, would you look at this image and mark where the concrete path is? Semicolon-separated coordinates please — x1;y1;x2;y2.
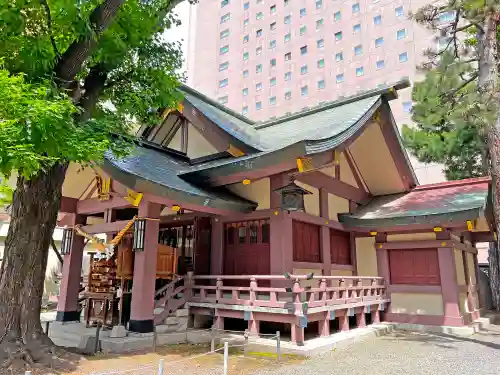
253;323;500;375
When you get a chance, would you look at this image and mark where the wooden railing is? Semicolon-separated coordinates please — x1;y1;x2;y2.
153;276;189;325
153;274;387;325
189;275;387;314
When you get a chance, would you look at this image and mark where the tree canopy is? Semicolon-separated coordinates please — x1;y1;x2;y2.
0;0;185;179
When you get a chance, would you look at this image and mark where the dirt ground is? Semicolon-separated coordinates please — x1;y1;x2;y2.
19;343;301;375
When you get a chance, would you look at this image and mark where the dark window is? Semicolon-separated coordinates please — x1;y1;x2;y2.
249;223;258;243
262;222;270;243
226;226;235;245
238;225;246;244
330;229;351;265
293;221;321;263
389;249;440;285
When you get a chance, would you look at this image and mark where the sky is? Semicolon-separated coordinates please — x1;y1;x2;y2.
162;1;192;74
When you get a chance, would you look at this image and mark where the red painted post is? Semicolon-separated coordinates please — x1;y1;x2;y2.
339;311;349;332
216;277;223;302
292;279;303;316
372;306;381;323
56;215;86;322
438;246;463;325
210;218;224;275
356;308;366;328
291;323;305;346
214;314;224;331
248;316;260;335
249;277;257;305
318;311;329;337
319;278;327;305
129;201;162;333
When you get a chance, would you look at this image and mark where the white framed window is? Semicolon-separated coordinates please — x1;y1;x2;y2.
256;46;262;55
269;39;277;48
256;82;263;91
284;15;291;24
284;33;291;42
256;11;264;20
220;13;231;23
316;18;324;30
334;11;341;21
220;29;230;39
270;4;276;13
219;61;229;71
285;91;292;100
219;78;229;87
244;18;249;26
353;24;361;33
301;85;308;96
256;101;262;110
242;88;249;96
256;64;263;73
335;52;343;61
399;52;408;62
395;6;404;17
300;8;306;17
300;45;308;55
243;51;249;60
300;64;308;74
270;77;277;86
336;73;344;83
243;70;249;78
256;29;263;37
355;66;364;76
284;71;292;80
397;28;407;40
335;31;342;41
242;106;248;115
317;39;324;48
354;45;362;55
221;0;230;7
270;22;277;31
376;60;385;69
300;25;307;35
316;0;322;9
317;58;325;68
375;37;384;47
352;3;360;13
285;52;292;61
269;96;277;105
373;15;382;25
244;2;249;10
317;80;325;89
220;45;229;55
243;34;249;43
270;58;277;67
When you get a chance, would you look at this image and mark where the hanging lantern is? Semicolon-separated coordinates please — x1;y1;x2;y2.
60;228;74;255
133;218;146;252
273;181;312;212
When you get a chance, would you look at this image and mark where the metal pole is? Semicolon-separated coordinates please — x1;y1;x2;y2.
45;321;50;334
243;329;249;356
153;326;157;352
158;358;165;375
94;322;101;354
223;341;229;375
210;326;215;352
276;331;281;362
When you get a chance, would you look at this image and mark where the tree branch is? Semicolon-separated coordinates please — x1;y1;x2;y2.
53;0;126;88
40;0;60;57
441;72;478;98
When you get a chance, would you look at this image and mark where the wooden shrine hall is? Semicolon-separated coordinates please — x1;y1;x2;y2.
55;80;494;345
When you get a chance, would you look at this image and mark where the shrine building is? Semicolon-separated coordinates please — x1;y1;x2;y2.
55;80;493;345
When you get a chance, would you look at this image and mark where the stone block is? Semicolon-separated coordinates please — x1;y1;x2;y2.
165;317;178;325
176;308;189;317
110;325;127;338
156;332;187;345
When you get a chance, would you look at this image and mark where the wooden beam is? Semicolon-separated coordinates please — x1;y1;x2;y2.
376;240;453;250
76;196;132;215
344;150;368;193
294;171;370;204
60;197;78;213
377;104;417;190
81;220;132;234
471;231;495;243
211;162;297;187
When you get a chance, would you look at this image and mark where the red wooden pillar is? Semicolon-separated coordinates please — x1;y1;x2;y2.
339;311;349;331
438;246;463;325
129;201;162;333
248;318;260;334
356;307;366;328
269;212;293;286
319;189;331;277
210;217;224;275
372;306;381;323
375;235;390;312
291;324;305;345
56;214;86;322
318;311;330;337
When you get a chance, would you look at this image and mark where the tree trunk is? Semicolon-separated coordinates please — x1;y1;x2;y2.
0;163;67;370
477;13;500;311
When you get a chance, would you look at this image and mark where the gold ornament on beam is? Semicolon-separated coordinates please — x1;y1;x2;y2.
96;175;111;201
124;189;143;207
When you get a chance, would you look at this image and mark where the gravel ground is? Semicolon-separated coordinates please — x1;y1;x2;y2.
252;324;500;375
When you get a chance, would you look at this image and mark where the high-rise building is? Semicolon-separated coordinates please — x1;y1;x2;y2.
187;0;453;183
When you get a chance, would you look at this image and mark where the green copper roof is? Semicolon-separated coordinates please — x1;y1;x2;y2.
339;178;490;228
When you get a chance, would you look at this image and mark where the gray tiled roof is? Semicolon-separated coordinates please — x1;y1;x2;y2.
102;147;256;212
